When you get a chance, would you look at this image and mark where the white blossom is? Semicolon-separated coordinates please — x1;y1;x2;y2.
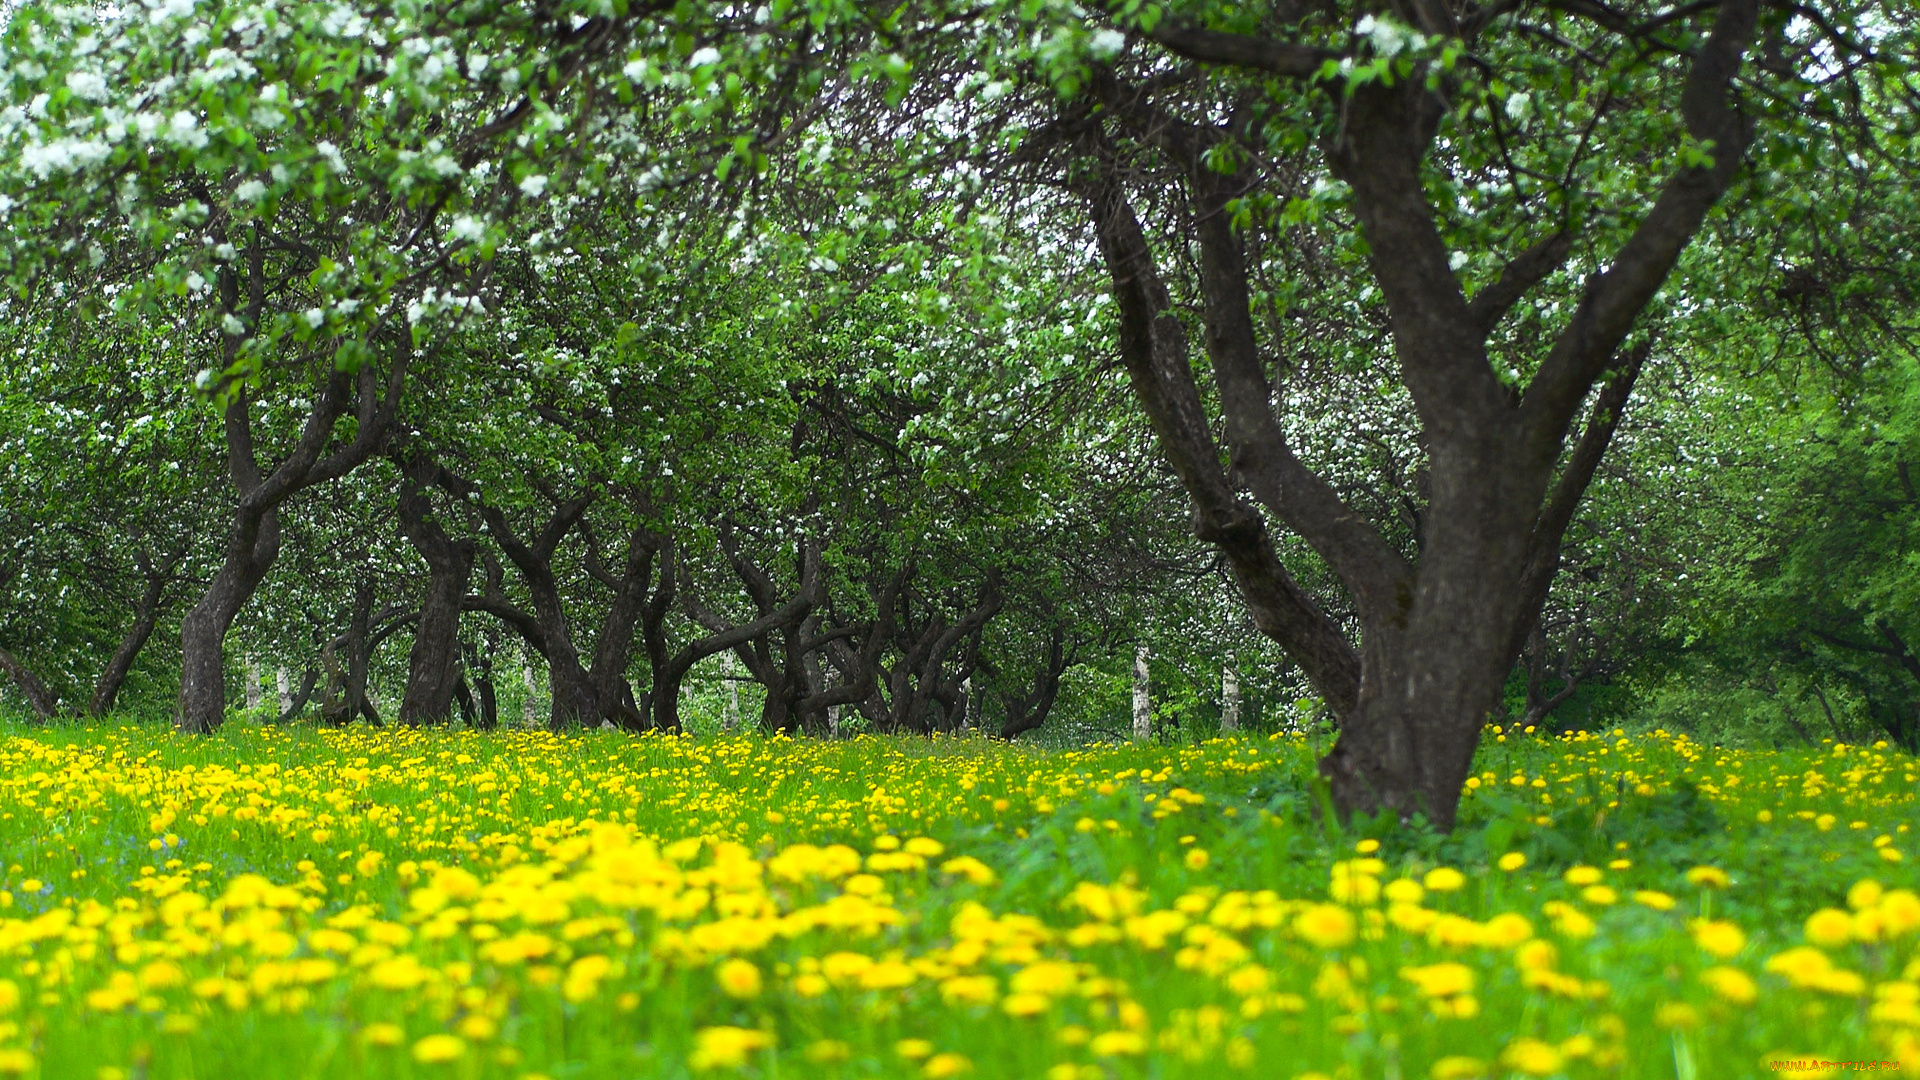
302;307;325;328
234;179;266;202
688;47;721;68
198;48;257;85
20;137;110;177
518;173;548;198
64;70;109;102
1355;14;1425;56
164;110;207;149
1088;29;1126;59
315;140;346;173
448;215;486;243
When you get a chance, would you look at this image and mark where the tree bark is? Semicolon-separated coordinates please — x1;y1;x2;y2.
89;561;172;717
178;316;409;732
0;646;57;720
334;576;381;726
1222;655;1240;733
178;502;281;733
1132;644;1151;741
279;666;317;722
582;518;665;731
994;623;1071;741
665;540;822;734
1075;0;1759;828
396;460;477;725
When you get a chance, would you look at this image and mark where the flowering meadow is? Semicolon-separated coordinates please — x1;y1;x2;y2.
0;723;1913;1080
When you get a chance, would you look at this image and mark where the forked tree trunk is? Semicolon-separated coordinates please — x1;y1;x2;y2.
1076;0;1754;827
176;303;409;734
994;623;1070;741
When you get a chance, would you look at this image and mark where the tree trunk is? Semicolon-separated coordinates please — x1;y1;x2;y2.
341;577;380;725
1222;656;1240;733
89;567;171;718
996;624;1070;741
396;466;477;725
1132;644;1150;741
279;666;317;722
663;537;823;734
276;665;293;714
177;306;409;734
466;628;500;730
178;506;280;733
584;523;664;731
0;646;57;720
521;664;540;726
1071;0;1758;829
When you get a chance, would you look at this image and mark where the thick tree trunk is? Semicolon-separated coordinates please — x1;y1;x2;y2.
176;301;409;734
178;507;280;733
396;466;477;725
448;483;596;731
584;522;664;731
663;545;823;734
1073;0;1758;829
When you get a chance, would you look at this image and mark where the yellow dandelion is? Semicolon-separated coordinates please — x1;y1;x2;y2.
411;1034;467;1064
714;959;762;999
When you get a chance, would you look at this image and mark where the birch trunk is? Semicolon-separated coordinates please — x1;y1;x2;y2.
1222;656;1240;732
1132;645;1150;741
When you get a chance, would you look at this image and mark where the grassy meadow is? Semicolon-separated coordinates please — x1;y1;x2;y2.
0;721;1912;1079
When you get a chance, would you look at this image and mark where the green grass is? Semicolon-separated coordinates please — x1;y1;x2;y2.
0;717;1913;1079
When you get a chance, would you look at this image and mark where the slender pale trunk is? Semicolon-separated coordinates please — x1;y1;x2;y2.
1222;655;1240;732
522;664;539;726
276;666;293;714
244;660;263;713
722;652;739;731
1132;644;1150;741
826;666;841;738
